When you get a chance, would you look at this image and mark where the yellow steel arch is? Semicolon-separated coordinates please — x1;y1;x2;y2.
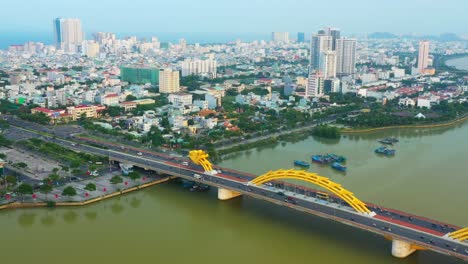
448;227;468;242
189;150;213;172
250;169;371;214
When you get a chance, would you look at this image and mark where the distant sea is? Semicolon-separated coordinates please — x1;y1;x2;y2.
0;32;272;50
445;56;468;71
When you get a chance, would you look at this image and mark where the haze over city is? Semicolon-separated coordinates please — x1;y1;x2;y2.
1;0;467;36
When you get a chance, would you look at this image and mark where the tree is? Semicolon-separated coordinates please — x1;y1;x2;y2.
78;113;87;124
18;183;33;195
126;94;137;101
5;175;17;185
15;162;28;169
60;166;69;174
40;184;53;198
187;119;195;126
84;183;96;191
62;186;77;197
52;167;59;174
104;106;124;117
0;135;12;147
128;171;141;181
48;173;61;182
110;175;123;184
160;117;170;129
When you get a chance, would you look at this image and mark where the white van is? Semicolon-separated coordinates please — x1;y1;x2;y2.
193;174;202;179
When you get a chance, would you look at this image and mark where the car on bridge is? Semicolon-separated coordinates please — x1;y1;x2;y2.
284;196;297;205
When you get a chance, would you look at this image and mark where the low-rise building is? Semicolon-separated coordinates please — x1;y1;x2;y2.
66;105;105;120
168;93;193;106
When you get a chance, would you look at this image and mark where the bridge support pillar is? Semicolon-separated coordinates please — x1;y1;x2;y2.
391;239;417;258
218;188;241;200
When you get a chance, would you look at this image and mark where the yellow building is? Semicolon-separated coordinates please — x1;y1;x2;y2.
66;105;105;120
159;69;180;93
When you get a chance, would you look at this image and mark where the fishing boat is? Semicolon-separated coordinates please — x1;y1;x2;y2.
331;162;347;172
379;137;399;145
374;146;396;156
327;154;347;163
294;160;310;167
311;155;332;164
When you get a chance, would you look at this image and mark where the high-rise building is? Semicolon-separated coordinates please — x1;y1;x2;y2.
181;58;217;78
326;28;341;50
306;71;324;97
418;40;430;74
319;51;337;78
283;75;295;96
53;18;84;52
297;32;305;43
120;66;160;85
271;32;290;43
93;32;116;45
159;69;180;94
310;34;333;70
82;41;100;58
335;38;357;76
53;18;62;49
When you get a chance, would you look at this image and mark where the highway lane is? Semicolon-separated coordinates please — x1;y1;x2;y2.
6;124;468;261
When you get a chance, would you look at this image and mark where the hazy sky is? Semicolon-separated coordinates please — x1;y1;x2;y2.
2;0;467;35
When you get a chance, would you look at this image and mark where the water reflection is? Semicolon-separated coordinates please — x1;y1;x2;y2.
18;212;36;228
40;214;55;227
63;211;78;224
129;197;142;209
111;203;124;215
346;123;463;142
84;211;97;221
312;135;341;145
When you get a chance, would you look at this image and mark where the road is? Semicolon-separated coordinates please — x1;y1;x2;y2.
4;120;468;261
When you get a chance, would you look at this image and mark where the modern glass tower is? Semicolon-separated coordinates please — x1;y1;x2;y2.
53;17;63;49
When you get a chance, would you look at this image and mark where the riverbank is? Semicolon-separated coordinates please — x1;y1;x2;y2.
341;114;468;134
434;53;468;73
0;176;175;211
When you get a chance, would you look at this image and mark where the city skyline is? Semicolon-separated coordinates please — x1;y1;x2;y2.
1;0;468;37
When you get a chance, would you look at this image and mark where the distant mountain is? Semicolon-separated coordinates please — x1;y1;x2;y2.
368;32;398;39
401;33;463;42
438;33;463;42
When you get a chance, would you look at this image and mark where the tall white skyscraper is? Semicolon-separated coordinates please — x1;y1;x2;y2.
181;58;217;78
306;71;324;97
271;32;290;43
310;34;333;70
159;69;180;94
53;18;84;52
319;51;337;79
418;40;430;74
335;38;357;76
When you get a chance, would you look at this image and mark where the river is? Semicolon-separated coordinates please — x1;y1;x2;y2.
446;55;468;71
1;121;467;264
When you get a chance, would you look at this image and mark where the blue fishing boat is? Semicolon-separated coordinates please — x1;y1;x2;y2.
311;155;331;164
294;160;310;167
331;162;347;172
327;154;347;163
374;146;396;156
